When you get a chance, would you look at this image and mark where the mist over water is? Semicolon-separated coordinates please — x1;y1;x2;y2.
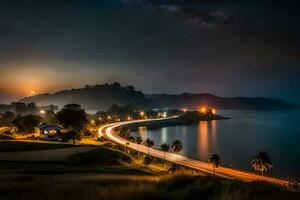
131;110;300;179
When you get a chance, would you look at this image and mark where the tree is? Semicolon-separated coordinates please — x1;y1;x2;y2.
61;130;81;144
12;114;42;133
144;138;154;155
161;143;170;169
168;164;183;174
144;155;153;165
0;111;15;126
13;102;27;114
171;140;183;163
3;111;15;121
208;154;221;176
136;136;143;160
56;104;88;132
128;136;135;142
27;102;38;113
251;151;273;176
125;85;135;91
44;110;58;124
125;142;130;154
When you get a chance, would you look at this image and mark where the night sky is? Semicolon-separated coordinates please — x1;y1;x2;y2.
0;0;299;103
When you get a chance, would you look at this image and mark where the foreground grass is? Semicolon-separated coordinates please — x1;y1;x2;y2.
0;141;299;200
0;141;76;152
0;174;299;200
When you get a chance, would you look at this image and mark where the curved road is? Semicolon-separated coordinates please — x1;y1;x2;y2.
99;117;289;185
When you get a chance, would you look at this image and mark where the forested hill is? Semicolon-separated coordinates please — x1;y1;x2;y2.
148;93;295;110
20;83;150;110
19;83;295;110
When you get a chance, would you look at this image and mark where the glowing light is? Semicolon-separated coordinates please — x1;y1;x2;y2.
212;108;217;115
30;91;35;95
90;120;95;124
200;106;207;114
139;111;145;117
127;116;132;121
181;108;188;113
162;112;167;118
107;115;112;120
39;110;46;114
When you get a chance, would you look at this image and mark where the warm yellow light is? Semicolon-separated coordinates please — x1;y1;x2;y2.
30;90;35;94
181;108;188;113
127;116;132;121
39;110;46;114
200;106;207;114
212;108;217;115
107;115;112;120
90;120;95;124
139;111;145;117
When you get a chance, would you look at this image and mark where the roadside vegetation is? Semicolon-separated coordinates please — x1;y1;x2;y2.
0;139;299;200
0;102;299;199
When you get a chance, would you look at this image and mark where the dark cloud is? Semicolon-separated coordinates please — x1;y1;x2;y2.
0;0;299;103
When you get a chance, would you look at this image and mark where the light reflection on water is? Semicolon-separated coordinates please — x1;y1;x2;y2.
131;110;300;179
198;121;209;159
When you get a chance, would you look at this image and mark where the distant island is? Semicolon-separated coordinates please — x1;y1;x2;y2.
18;83;296;110
120;111;228;131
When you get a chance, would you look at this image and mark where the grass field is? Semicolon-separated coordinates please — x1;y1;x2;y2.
0;141;299;200
0;141;77;152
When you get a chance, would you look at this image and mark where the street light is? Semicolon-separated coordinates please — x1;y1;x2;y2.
139;111;145;117
212;108;217;115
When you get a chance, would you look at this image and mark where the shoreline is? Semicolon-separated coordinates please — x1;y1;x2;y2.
120;113;228;131
100;118;289;185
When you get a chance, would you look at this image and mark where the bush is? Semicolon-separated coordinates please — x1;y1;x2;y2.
61;130;81;144
12;114;42;133
144;155;153;165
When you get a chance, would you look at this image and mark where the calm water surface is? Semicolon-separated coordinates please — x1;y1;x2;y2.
131;110;300;179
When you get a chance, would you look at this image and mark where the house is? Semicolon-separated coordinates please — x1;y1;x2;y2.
35;123;62;140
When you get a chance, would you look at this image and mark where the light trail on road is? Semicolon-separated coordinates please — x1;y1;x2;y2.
99;117;289;185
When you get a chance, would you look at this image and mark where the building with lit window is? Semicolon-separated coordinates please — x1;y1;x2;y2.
35;123;62;140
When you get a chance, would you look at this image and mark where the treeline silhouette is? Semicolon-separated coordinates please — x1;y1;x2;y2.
15;83;295;110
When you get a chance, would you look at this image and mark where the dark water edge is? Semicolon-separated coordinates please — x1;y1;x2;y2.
131;109;300;179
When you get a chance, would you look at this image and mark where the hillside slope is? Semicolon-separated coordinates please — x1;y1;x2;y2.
19;83;295;110
20;83;149;110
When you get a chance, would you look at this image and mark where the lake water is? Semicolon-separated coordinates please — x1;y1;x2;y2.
131;110;300;179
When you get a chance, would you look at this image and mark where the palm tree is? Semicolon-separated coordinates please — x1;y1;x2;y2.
145;138;154;155
168;164;183;174
171;140;183;163
125;141;130;154
161;143;170;169
136;137;143;160
251;151;273;176
208;154;221;176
